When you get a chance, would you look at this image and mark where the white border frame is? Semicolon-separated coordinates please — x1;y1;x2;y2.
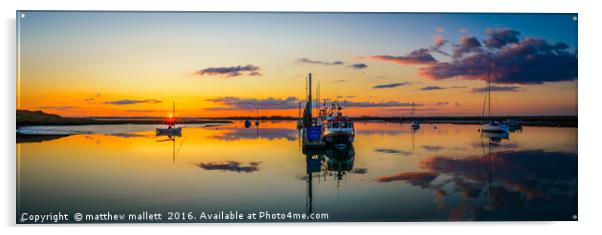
3;0;599;234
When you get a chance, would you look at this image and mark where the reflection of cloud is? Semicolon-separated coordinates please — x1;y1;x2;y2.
212;128;297;142
374;148;412;156
471;141;519;149
194;65;262;77
197;161;261;173
355;129;409;136
108;133;147;138
104;99;161;105
416;150;577;220
352;168;368;174
375;172;439;188
421;145;444;152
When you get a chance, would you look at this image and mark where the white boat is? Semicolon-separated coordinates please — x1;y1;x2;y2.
410;102;420;129
481;121;509;133
156;102;182;136
480;64;509;133
410;121;420;130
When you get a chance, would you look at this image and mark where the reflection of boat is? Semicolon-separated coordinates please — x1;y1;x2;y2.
157;135;185;164
481;131;509;145
303;144;355;217
156;102;182;136
321;101;355;146
480;64;509;133
325;145;355;185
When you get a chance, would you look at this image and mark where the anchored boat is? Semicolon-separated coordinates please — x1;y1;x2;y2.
410;102;420;130
156;102;182;136
321;101;355;146
481;64;509;133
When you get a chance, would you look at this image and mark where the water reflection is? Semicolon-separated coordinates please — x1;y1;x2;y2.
211;126;297;141
376;135;577;220
197;161;261;173
156;132;183;164
374;148;412;156
16;121;577;222
303;144;356;218
481;131;509;145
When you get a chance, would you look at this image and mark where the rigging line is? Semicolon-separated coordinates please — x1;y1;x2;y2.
176;136;187;155
481;90;488;124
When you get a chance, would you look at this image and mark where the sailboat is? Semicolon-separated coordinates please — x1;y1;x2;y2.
410;102;420;130
481;64;509;133
156;102;182;136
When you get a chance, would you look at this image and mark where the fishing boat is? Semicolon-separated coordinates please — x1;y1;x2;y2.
321;101;355;147
481;64;509;133
244;119;252;128
156;102;182;136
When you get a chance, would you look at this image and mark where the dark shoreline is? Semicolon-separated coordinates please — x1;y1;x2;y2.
17;110;576;128
18;116;577;127
210;116;577;127
17;118;233;128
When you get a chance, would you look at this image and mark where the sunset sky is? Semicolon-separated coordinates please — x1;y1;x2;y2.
17;12;578;117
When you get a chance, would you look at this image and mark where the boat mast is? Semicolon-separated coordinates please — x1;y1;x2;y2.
488;64;492;118
172;101;176;127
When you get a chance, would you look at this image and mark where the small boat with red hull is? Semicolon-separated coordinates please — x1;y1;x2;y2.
156;102;182;136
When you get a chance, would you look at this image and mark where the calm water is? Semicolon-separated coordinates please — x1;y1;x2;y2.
16;121;577;222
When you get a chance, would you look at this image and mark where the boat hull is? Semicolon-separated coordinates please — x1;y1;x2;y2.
323;132;354;146
481;123;509;133
156;127;182;136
